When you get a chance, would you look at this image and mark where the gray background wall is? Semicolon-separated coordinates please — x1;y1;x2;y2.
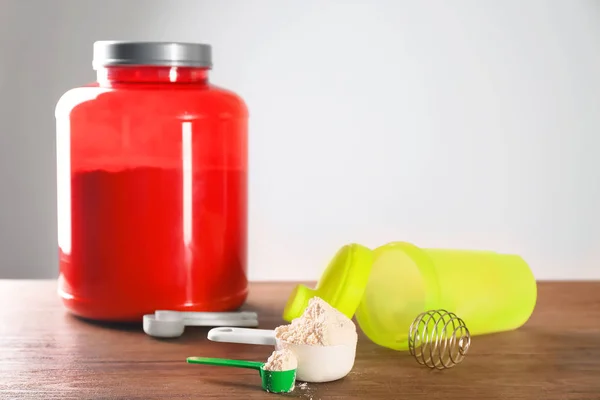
0;0;598;280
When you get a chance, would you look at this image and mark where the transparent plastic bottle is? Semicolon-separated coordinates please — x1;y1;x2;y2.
283;242;537;351
55;41;249;321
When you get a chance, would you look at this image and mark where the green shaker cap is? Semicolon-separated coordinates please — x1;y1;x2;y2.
282;243;374;322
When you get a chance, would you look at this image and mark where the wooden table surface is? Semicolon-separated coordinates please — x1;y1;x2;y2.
0;280;599;400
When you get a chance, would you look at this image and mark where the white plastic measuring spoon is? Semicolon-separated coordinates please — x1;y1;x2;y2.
207;327;357;383
143;311;259;338
208;326;276;345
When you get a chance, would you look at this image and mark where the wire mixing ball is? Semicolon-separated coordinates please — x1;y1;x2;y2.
408;309;471;369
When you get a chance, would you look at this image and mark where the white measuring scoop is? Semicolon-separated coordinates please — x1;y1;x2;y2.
143;311;259;338
207;327;357;383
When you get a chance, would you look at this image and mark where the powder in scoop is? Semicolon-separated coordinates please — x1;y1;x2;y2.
263;349;298;371
274;296;357;346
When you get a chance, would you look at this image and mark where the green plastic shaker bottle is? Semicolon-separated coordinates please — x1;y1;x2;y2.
282;241;537;351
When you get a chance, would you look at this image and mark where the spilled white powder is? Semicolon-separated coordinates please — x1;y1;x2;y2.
274;297;357;346
297;382;317;399
263;348;298;371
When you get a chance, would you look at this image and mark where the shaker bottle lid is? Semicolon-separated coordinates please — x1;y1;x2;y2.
92;41;212;69
282;243;374;322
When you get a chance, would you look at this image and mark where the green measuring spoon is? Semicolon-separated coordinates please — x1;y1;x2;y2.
186;356;296;393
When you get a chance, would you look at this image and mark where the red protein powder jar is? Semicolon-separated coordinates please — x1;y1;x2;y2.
55;41;249;321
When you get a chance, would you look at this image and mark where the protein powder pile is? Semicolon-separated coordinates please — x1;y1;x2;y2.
274;297;357;346
263;349;298;371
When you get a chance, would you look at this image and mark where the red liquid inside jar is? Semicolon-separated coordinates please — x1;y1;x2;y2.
56;54;249;321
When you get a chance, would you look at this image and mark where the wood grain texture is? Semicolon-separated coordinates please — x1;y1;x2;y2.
0;280;599;400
